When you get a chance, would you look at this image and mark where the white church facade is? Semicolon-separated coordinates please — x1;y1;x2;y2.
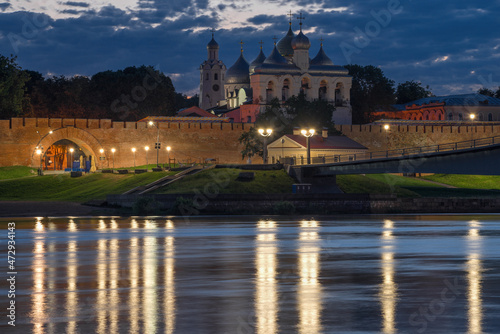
199;16;353;125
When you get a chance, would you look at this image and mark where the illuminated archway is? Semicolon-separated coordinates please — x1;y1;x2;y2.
30;127;105;169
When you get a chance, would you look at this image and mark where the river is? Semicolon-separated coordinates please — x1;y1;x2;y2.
1;215;500;333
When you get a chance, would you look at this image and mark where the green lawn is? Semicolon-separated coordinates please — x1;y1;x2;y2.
153;168;296;194
422;174;500;190
0;172;172;202
337;174;500;198
0;166;38;180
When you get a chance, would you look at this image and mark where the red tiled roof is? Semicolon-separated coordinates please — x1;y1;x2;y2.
285;134;368;150
177;106;217;117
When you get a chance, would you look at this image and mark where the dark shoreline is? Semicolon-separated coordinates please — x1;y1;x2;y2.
1;195;499;218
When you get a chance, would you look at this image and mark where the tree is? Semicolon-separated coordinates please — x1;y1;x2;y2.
238;94;337;160
0;54;30;119
396;80;433;104
477;87;495;97
344;64;395;124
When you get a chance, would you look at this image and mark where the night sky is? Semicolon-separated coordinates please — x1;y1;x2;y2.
1;0;499;97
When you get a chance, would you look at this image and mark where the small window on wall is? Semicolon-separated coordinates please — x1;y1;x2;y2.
448;113;453;120
247;116;252;123
488;113;493;121
458;113;463;121
206;73;209;80
214;73;218;80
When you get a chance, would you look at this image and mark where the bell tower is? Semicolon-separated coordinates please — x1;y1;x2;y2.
199;30;226;110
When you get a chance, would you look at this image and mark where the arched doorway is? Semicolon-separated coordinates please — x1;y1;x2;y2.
42;139;91;171
31;127;105;170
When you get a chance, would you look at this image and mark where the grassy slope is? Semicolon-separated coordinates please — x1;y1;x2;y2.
337;174;500;198
0;172;172;202
422;174;500;190
153;168;296;194
0;166;38;180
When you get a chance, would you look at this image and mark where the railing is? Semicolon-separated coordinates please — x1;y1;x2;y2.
294;135;500;166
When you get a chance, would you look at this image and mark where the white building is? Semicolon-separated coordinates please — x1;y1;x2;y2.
199;16;354;125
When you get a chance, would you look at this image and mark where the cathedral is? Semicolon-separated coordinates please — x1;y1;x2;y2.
199;15;353;125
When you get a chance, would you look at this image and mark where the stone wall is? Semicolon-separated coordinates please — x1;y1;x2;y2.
0;118;249;167
337;124;500;152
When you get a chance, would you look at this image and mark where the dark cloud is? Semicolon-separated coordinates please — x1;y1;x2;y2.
0;1;498;96
63;2;91;8
0;2;11;12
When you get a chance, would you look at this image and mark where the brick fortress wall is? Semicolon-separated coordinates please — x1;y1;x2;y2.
1;118;499;168
337;124;500;151
0;118;249;168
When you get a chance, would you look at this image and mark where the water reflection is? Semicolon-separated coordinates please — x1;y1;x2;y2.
164;220;176;334
379;219;397;334
31;218;46;334
66;225;78;334
298;220;322;334
144;220;158;334
255;220;278;334
467;220;483;334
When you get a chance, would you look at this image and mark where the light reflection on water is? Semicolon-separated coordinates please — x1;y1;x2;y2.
4;216;500;333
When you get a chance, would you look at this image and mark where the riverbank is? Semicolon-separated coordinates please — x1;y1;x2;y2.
107;193;500;215
0;201;125;218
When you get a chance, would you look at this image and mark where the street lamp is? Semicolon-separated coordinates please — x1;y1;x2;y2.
470;114;476;145
36;148;43;175
149;121;161;167
99;148;104;169
166;146;171;169
384;124;390;155
300;129;315;164
69;148;74;171
145;146;149;168
111;148;116;170
258;128;273;164
132;147;136;169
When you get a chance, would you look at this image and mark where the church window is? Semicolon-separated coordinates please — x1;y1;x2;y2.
282;79;290;101
214;73;218;80
438;113;442;120
206;73;209;80
300;77;310;98
319;80;327;101
266;81;275;102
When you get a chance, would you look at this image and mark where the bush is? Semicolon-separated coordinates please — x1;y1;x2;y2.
273;201;295;215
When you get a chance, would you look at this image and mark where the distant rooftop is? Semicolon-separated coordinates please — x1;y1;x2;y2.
393;93;500;111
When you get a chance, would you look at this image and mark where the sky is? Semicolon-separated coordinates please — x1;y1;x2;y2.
1;0;500;97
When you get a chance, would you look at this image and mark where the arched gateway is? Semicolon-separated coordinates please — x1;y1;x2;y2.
30;127;105;170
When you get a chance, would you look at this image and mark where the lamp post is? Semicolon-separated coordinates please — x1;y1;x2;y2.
469;114;475;146
258;128;273;164
111;148;116;170
132;147;136;169
36;148;43;176
99;148;104;169
384;124;390;156
69;148;74;171
166;146;171;169
149;121;160;167
145;146;149;169
300;129;315;164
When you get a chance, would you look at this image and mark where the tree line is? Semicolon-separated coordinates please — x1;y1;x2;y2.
0;54;198;121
